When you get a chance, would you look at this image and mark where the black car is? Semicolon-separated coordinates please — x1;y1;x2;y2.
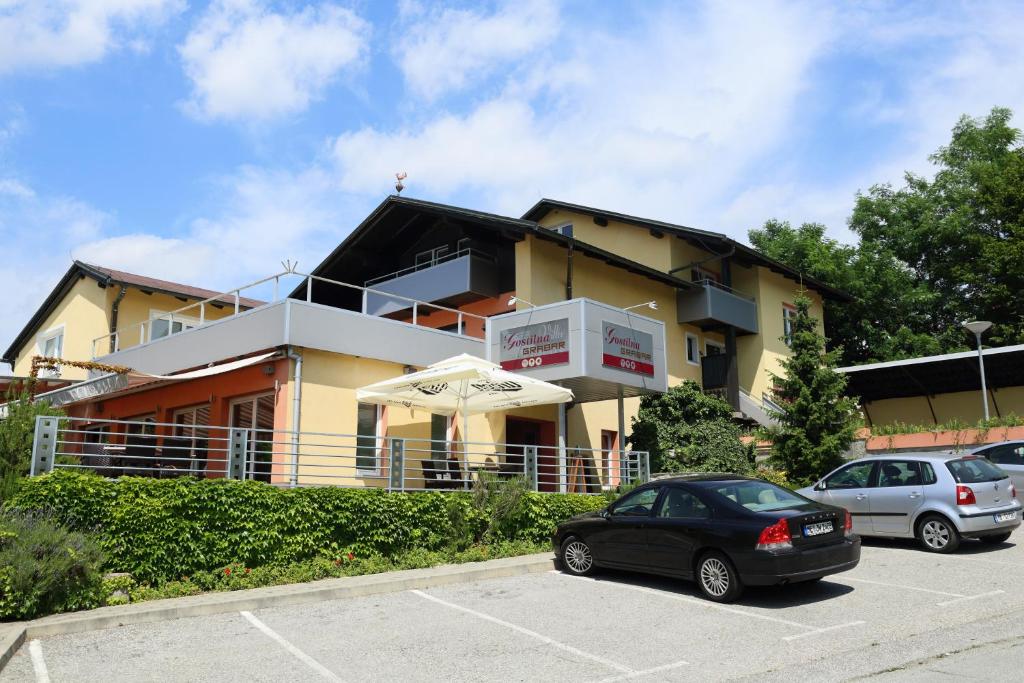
552;474;860;602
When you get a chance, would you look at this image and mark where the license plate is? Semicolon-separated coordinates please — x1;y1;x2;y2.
994;511;1017;523
803;521;834;536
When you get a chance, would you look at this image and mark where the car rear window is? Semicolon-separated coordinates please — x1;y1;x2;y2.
945;457;1008;484
708;480;806;512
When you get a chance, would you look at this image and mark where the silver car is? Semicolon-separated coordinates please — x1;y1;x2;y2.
798;453;1021;553
970;441;1024;491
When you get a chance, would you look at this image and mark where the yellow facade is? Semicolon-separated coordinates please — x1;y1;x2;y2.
866;386;1024;428
10;276;246;380
11;277;109;380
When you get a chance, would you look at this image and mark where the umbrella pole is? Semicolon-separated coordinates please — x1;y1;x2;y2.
462;410;469;490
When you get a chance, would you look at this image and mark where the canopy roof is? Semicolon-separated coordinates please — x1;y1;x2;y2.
356;353;573;416
838;344;1024;402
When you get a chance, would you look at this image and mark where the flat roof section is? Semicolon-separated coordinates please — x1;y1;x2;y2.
838;344;1024;402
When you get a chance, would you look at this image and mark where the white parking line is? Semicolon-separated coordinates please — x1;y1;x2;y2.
842;576;965;598
590;659;691;682
28;640;50;683
863;546;1024;569
782;622;866;642
936;590;1006;607
240;611;343;682
410;589;642;674
556;572;815;631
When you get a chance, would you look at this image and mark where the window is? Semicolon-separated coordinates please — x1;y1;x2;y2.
825;461;877;489
690;266;720;284
656;488;711;519
710;480;806;512
173;404;211;464
414;245;450;268
430;414;449;461
878;461;924;487
704;340;724;356
36;326;64;376
149;310;200;341
685;333;700;365
356;403;381;473
230;394;275;482
611;487;659;516
783;304;797;345
946;457;1007;484
981;444;1024;467
549;223;573;238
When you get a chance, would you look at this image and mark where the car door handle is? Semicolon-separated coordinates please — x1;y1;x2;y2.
855;494;867;500
908;493;921;499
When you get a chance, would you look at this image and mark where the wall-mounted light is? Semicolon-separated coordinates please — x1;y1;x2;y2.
623;301;658;312
507;296;536;308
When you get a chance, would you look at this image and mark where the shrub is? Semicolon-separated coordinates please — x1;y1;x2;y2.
0;509;105;620
630;381;754;475
0;385;64;503
10;471;605;585
753;466;793;490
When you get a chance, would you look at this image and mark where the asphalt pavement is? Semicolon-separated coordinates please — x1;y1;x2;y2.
4;534;1024;682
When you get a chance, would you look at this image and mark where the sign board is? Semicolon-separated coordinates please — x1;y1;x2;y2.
499;319;570;371
602;321;654;376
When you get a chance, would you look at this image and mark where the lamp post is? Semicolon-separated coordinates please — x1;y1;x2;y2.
962;320;992;421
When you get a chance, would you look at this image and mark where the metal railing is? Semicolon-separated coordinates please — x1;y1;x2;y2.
692;278;756;302
364;247;494;287
31;416;650;494
90;268;490;358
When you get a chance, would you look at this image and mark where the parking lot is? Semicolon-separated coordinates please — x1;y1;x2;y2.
4;535;1024;682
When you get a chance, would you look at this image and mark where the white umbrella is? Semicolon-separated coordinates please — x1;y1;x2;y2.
356;353;573;469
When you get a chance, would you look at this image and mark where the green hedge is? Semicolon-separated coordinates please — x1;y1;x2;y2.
9;471;605;584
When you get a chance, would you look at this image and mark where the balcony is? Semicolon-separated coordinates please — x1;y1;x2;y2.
677;280;758;334
363;249;499;317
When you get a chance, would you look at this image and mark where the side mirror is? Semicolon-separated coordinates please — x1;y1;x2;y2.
599;508;611;519
814;480;827;491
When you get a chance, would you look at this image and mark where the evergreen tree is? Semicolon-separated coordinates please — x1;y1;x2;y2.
765;294;858;483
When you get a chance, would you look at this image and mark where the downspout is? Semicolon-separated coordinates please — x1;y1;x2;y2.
565;238;574;300
287;346;303;487
109;285;128;354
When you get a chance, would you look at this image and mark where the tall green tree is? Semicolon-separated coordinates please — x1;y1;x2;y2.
749;220;942;365
765;295;859;484
851;107;1024;348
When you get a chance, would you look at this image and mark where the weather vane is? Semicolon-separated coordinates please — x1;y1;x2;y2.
395;171;407;195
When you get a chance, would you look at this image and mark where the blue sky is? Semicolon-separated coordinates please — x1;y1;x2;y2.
2;0;1024;358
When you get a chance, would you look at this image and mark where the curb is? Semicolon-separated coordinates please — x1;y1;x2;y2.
1;552;556;670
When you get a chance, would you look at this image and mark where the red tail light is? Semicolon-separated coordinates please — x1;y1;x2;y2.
843;509;853;537
1011;483;1018;500
756;518;792;551
956;484;977;506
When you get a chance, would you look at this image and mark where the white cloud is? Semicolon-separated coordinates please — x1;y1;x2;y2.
339;1;834;227
179;0;370;122
393;0;560;101
0;0;182;74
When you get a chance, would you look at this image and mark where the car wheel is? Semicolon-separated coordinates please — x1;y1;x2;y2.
696;551;743;603
916;514;961;553
979;532;1012;545
559;536;595;576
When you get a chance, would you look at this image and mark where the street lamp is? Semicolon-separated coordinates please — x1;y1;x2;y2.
507;296;536;308
962;320;992;421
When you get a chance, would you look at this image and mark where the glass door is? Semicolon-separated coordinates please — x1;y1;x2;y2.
230;394;275;482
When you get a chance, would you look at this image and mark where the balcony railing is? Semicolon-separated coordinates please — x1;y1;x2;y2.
364;247;493;286
677;279;758;334
90;268;489;359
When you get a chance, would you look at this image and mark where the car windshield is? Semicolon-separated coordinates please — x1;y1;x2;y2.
708;480;806;512
946;457;1008;484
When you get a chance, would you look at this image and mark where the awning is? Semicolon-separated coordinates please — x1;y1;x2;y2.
4;352;281;413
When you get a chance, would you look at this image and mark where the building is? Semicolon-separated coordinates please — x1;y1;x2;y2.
839;344;1024;427
5;196;847;490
